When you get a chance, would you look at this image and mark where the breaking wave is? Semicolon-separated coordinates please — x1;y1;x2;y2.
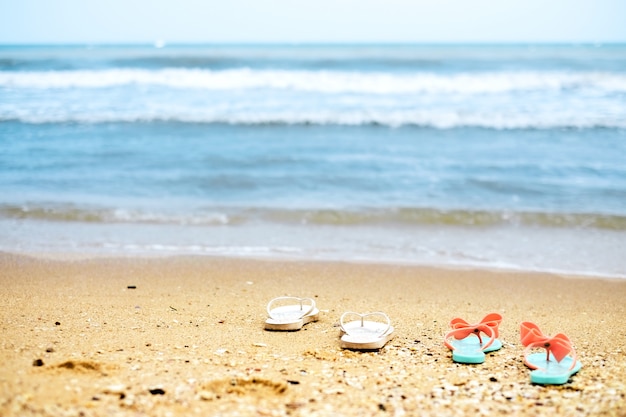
2;68;626;93
2;204;625;231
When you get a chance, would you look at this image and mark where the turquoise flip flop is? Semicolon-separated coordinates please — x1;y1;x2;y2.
444;313;503;364
524;352;582;385
447;333;503;364
521;322;582;385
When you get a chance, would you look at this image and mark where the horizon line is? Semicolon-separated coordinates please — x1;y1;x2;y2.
1;40;625;48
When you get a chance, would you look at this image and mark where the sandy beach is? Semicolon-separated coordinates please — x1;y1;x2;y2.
0;252;625;416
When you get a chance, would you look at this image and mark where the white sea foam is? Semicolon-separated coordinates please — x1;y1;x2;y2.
2;68;626;94
110;209;230;225
3;67;625;128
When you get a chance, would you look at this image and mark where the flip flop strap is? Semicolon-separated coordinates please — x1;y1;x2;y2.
522;339;578;371
266;296;315;320
340;311;391;338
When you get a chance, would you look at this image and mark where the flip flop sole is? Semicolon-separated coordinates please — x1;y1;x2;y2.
340;321;394;350
264;319;304;331
340;330;394;350
264;309;319;331
526;353;582;385
449;336;503;364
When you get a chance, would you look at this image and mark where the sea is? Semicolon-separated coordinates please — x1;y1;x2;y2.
1;43;625;278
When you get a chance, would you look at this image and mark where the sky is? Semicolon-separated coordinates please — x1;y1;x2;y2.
1;0;626;45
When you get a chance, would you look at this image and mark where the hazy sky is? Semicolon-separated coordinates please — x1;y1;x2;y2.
1;0;625;44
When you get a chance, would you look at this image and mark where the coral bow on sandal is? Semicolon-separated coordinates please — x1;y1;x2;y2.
444;313;503;364
520;322;582;385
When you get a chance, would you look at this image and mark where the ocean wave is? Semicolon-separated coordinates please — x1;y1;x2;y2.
2;111;624;129
2;68;626;94
2;204;625;231
0;205;234;226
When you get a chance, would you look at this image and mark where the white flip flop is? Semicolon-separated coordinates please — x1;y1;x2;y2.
264;296;319;331
339;311;394;350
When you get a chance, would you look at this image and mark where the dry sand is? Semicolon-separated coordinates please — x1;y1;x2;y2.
0;252;625;416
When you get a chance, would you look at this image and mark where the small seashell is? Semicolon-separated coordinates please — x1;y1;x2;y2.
198;390;217;401
104;384;125;395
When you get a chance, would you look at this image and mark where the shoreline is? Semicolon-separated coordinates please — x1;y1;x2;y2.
1;252;625;416
3;214;626;280
5;248;626;282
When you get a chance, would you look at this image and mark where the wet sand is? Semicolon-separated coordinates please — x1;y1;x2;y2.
0;252;624;416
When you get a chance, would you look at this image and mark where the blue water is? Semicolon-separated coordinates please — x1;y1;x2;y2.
1;44;625;277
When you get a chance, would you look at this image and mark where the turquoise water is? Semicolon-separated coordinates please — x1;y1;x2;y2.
1;44;625;276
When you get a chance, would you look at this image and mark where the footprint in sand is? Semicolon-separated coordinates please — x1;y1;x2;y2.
197;377;288;401
56;360;102;372
37;360;112;376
